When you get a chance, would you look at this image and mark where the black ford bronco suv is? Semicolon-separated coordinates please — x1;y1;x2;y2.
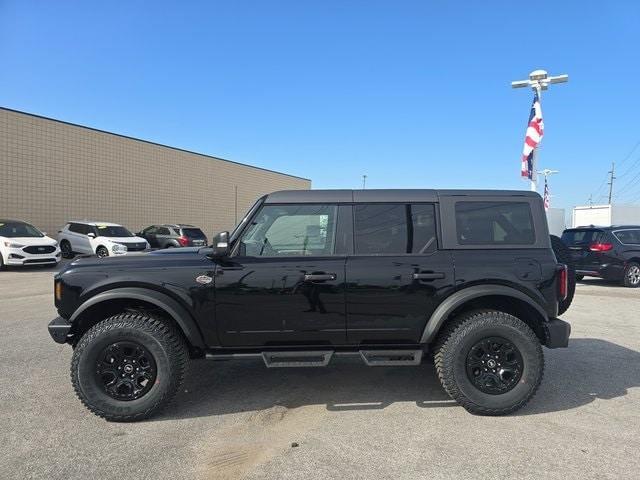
48;189;572;421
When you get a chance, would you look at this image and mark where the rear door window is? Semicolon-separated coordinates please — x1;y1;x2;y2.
455;202;535;245
353;203;437;254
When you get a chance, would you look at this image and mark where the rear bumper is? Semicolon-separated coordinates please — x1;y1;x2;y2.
544;318;571;349
576;263;624;281
48;316;72;344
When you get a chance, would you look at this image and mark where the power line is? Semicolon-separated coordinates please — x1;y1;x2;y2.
616;140;640;170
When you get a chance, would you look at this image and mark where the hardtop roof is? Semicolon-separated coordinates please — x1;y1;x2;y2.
264;189;540;204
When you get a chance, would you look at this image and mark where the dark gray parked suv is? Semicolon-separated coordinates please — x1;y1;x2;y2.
562;225;640;287
138;224;208;249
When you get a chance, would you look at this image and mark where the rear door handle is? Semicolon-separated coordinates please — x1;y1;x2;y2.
304;273;337;282
412;272;445;281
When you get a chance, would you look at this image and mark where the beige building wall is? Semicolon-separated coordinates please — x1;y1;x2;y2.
0;108;310;238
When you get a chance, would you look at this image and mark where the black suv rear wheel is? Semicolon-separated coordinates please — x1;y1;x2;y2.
434;310;543;416
71;312;188;422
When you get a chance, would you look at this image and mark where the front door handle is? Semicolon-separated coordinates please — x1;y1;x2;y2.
304;273;337;282
412;272;445;281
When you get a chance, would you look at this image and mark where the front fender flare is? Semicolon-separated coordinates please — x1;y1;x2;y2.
420;284;549;344
70;287;205;348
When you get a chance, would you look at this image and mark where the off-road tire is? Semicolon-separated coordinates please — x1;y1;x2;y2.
550;234;575;315
60;240;74;259
622;261;640;288
96;246;109;258
0;253;5;271
433;310;544;416
71;312;189;422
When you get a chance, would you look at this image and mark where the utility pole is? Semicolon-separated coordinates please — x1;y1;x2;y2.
607;162;616;204
588;194;593;207
362;174;367;190
512;69;569;192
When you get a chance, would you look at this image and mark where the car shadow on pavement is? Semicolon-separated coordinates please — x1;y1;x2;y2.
160;338;639;421
516;337;640;416
162;359;456;421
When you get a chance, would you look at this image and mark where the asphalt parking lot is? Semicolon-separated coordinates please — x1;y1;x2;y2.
1;263;639;480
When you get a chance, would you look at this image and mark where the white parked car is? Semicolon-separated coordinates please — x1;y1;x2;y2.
0;219;61;269
58;221;150;258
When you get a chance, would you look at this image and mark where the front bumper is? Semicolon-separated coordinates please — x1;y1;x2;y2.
4;247;61;266
48;316;72;344
544;318;571;348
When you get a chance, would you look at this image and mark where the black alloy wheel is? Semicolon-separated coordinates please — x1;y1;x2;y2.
96;246;109;258
465;337;524;395
96;341;157;401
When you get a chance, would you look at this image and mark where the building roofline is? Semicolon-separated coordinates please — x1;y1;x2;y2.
0;106;311;182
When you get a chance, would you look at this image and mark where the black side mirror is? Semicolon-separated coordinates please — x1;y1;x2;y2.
211;231;230;257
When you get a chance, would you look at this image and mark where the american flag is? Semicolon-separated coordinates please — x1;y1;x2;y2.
543;177;550;211
521;93;544;180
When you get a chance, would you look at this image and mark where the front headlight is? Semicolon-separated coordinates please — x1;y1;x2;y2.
3;241;25;248
111;243;128;253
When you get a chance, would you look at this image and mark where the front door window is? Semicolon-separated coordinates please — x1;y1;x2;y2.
237;204;338;257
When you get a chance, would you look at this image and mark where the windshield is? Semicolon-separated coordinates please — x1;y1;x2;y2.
95;225;134;237
230;196;265;242
0;221;44;238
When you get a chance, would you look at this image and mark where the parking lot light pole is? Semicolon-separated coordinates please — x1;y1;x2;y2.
511;70;568;192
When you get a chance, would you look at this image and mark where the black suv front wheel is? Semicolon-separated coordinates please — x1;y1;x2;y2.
71;312;188;422
434;310;543;416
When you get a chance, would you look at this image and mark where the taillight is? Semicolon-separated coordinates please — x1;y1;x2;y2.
177;236;189;247
557;264;568;301
589;242;613;252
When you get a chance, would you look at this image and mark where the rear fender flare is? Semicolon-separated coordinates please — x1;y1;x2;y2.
70;287;205;348
420;284;549;344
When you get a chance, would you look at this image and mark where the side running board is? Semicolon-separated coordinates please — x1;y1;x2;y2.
262;351;334;368
206;349;423;367
359;350;423;366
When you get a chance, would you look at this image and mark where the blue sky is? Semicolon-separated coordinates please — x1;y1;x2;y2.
2;1;640;209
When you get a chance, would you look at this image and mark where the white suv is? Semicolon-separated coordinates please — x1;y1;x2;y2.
58;221;150;258
0;219;61;269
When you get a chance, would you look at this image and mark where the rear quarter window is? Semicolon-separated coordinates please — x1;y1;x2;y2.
613;229;640;245
455;202;535;245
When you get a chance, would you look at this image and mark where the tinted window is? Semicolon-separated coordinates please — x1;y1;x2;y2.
561;229;604;246
182;228;206;239
354;204;437;254
68;223;84;234
157;227;171;235
144;226;159;234
455;202;534;245
95;225;133;237
613;229;640;245
238;204;337;256
0;221;44;238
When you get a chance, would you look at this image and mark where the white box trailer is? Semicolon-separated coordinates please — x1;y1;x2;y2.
572;204;640;228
